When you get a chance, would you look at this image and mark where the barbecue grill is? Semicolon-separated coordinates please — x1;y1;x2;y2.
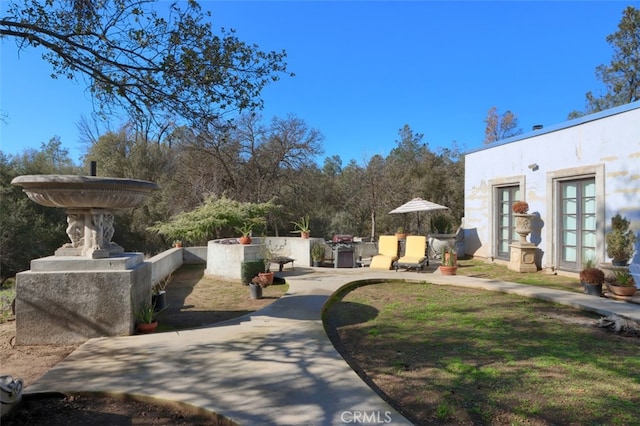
330;235;355;268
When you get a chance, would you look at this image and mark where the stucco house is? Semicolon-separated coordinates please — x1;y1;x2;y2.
463;100;640;274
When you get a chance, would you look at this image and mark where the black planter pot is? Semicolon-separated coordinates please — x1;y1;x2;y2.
612;260;629;267
582;282;603;296
152;291;167;311
249;283;263;299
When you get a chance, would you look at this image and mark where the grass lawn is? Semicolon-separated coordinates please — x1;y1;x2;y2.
456;258;584;293
325;279;640;426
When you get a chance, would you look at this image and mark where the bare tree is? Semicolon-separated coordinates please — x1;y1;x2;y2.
483;106;523;144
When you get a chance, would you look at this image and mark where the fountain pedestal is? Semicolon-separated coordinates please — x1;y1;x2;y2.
11;175;158;344
16;254;150;345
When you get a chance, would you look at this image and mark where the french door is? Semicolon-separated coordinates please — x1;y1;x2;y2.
557;178;596;271
495;186;520;260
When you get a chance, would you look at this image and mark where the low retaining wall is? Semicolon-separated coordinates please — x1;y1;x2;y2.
147;247;207;285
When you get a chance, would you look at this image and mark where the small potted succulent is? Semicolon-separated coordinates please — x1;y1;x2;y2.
579;260;605;297
235;222;254;245
291;215;311;239
135;302;163;333
395;226;407;241
606;268;637;297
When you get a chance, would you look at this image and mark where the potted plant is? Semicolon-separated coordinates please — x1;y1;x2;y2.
172;240;183;248
249;275;272;299
151;272;171;312
606;268;637;297
439;246;458;275
135;302;164;333
311;242;325;267
235;222;254;245
258;243;274;285
579;260;605;297
512;200;529;214
395;227;407;241
291;215;311;239
430;214;452;234
605;213;636;266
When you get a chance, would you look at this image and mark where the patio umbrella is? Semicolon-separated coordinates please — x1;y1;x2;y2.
389;197;448;231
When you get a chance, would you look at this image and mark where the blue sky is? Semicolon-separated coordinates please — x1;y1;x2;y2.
1;1;638;166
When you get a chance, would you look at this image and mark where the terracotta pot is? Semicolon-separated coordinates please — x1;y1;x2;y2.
238;236;252;245
607;284;637;297
301;231;310;239
137;321;158;334
258;272;274;285
395;233;407;241
439;265;458;276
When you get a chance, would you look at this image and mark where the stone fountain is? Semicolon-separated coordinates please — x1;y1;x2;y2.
11;174;159;344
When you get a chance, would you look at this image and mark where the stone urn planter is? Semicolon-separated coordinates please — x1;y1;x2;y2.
514;213;535;243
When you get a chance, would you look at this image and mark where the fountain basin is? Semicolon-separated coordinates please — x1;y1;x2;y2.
12;174;159;259
11;175;159;209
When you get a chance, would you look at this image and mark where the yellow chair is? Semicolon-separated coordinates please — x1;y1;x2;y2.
369;235;399;270
395;235;428;272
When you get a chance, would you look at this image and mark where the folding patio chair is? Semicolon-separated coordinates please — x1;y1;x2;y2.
369;235;399;270
394;235;428;272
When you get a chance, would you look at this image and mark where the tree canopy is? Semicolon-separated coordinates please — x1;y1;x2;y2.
570;6;640;117
0;0;292;133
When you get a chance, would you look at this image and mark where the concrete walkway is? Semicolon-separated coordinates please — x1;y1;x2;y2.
26;267;640;425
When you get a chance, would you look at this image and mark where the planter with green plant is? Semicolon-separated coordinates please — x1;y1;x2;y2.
257;243;274;285
606;267;637;297
235;222;254;244
579;260;604;297
439;246;457;275
135;301;165;333
605;213;636;266
395;227;407;241
430;214;452;235
311;242;325;267
291;215;311;239
151;272;171;312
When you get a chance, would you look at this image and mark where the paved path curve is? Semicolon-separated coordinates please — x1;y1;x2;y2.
26;267;640;425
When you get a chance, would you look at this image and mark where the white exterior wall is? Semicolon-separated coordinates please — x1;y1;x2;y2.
464;101;640;271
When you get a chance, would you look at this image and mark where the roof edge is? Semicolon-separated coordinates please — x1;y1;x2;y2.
465;100;640;155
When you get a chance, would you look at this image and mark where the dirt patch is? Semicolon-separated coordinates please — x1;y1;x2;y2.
1;264;286;424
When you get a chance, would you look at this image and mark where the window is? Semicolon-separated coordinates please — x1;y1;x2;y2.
495;186;520;260
557;178;596;271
